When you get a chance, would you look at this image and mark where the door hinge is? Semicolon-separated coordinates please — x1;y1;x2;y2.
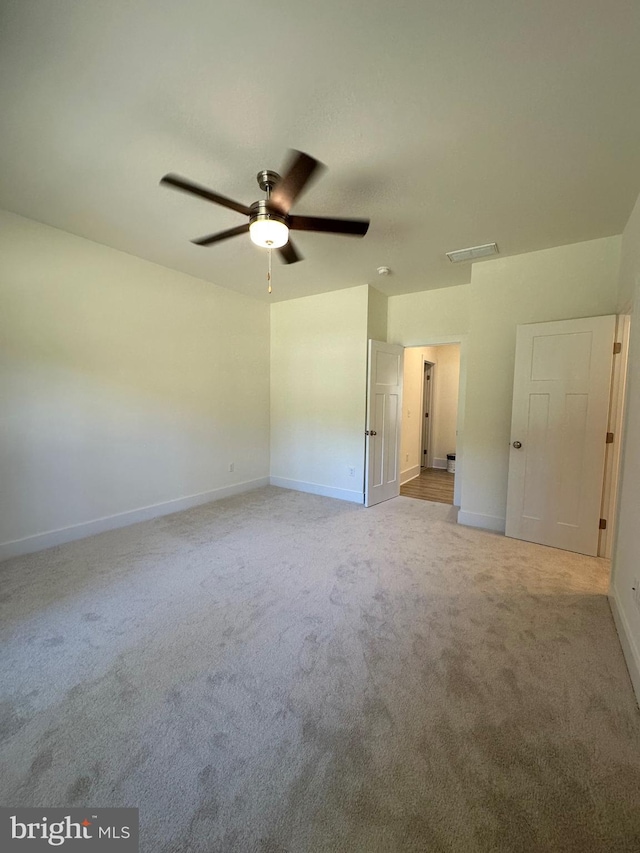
606;432;614;444
613;342;622;354
425;412;429;418
599;518;607;530
424;449;427;454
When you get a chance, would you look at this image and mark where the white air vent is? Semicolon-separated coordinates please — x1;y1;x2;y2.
446;242;499;263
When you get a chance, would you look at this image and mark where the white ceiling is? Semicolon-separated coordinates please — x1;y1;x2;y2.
1;0;639;302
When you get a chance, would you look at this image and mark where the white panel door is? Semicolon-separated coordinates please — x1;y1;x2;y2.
365;340;403;508
505;315;616;556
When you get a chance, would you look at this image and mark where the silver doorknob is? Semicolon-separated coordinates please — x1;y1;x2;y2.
512;441;522;449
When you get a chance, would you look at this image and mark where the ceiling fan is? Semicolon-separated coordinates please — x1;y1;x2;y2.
160;150;370;265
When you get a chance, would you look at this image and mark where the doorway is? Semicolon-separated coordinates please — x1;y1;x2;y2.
400;343;462;506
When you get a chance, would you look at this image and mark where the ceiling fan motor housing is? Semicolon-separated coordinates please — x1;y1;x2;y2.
257;170;281;193
250;199;287;225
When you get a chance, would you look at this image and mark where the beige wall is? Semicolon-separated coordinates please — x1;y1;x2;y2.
367;285;388;341
430;344;460;465
617;194;640;313
402;345;460;481
388;284;470;345
0;211;270;555
270;285;369;501
610;191;640;699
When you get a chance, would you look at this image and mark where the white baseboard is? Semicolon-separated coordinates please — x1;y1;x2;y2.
0;477;270;561
457;509;506;533
433;458;448;469
609;591;640;705
401;465;421;485
270;476;364;504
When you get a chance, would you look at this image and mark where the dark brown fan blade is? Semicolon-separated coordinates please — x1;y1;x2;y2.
161;173;251;217
191;224;249;246
277;239;303;264
269;151;325;215
288;214;370;236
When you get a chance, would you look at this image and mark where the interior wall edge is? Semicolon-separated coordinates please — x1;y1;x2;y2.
457;510;506;533
608;591;640;704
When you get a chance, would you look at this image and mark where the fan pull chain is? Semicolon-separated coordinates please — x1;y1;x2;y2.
267;247;272;294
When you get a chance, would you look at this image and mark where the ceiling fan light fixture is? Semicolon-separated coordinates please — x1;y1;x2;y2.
249;215;289;249
249;217;289;248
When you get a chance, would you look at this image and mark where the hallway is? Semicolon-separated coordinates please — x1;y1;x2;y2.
401;468;455;505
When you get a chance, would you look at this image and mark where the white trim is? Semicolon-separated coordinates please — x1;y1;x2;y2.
401;465;421;485
0;477;270;561
432;457;448;470
457;510;506;533
270;476;364;504
609;591;640;704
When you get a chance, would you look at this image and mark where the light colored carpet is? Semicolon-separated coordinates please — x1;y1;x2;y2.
1;486;639;852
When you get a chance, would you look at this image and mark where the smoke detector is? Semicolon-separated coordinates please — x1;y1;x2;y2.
446;243;499;263
377;266;392;276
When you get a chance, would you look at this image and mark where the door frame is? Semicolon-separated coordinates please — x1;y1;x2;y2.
599;313;631;557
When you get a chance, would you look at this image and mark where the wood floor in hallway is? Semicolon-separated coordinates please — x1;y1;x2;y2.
401;467;455;505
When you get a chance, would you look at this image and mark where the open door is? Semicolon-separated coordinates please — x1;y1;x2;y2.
505;315;615;556
365;340;403;507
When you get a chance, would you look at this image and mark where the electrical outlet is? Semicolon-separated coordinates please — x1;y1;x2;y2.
348;467;355;477
228;462;234;473
406;453;409;462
